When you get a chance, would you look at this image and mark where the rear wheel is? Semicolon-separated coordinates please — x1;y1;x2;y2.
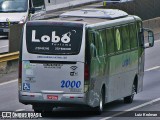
34;110;51;117
33;105;53;117
95;89;105;114
124;84;136;103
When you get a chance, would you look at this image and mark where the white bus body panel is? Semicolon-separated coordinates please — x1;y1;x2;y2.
22;61;84;94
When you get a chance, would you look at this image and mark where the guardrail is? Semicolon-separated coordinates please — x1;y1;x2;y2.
0;52;19;63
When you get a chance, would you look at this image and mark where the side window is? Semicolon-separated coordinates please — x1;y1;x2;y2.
95;31;99;56
29;0;33;8
137;21;144;46
106;28;115;55
33;0;44;7
32;0;45;10
121;25;130;51
115;28;122;52
98;29;107;56
129;24;138;49
88;31;96;58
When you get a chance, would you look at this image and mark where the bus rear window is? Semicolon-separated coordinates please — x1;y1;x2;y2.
26;22;83;55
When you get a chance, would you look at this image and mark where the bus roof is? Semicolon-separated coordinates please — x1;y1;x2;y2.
49;9;141;27
60;9;128;19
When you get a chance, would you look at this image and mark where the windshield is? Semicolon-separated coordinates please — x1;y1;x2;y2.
0;0;28;12
26;21;83;55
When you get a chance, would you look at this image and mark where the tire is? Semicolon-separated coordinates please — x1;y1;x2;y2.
34;109;52;117
95;89;105;114
124;84;136;103
33;105;53;117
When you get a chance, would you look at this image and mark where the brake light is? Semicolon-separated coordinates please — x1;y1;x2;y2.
84;64;89;80
18;61;22;79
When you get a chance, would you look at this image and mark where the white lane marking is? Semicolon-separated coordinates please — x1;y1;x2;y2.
0;45;8;49
15;109;25;112
145;66;160;72
0;79;17;86
100;97;160;120
155;39;160;43
145;39;160;46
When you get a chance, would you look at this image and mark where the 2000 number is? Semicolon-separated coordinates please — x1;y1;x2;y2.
61;80;81;88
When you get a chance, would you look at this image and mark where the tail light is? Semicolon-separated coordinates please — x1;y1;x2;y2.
18;61;22;90
84;64;90;92
84;64;89;80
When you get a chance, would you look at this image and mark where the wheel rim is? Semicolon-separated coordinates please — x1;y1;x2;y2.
131;84;136;98
99;92;103;112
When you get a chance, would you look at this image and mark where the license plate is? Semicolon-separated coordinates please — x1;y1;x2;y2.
43;63;63;69
3;29;9;32
47;95;58;100
43;63;62;66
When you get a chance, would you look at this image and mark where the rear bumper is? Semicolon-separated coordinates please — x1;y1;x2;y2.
19;91;89;107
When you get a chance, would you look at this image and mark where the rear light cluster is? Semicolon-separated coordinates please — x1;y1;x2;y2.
18;61;22;90
84;64;90;92
84;64;89;80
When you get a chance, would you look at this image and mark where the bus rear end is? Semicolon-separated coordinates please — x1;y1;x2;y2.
19;21;89;111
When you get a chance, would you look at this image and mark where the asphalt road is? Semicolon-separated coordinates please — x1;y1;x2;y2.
0;40;160;120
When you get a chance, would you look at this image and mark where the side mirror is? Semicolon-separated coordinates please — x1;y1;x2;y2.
148;31;154;47
144;28;154;48
29;7;35;14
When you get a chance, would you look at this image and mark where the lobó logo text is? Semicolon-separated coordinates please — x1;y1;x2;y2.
32;30;75;44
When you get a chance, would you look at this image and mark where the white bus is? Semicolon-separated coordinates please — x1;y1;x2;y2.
19;9;154;114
